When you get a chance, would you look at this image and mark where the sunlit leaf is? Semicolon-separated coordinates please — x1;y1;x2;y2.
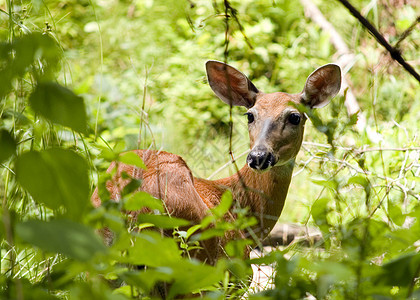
211;190;233;217
248;250;284;265
124;191;164;212
122;259;224;298
407;176;420;182
200;190;233;228
112;285;139;298
118;152;146;169
388;201;405;227
168;260;224;298
192;228;228;241
186;224;202;239
125;231;181;267
136;214;190;229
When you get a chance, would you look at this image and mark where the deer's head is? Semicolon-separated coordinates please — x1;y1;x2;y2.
206;61;341;171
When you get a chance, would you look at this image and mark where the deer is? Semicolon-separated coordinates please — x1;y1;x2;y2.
91;61;341;265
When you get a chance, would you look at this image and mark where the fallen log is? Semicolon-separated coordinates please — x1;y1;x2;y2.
263;222;323;247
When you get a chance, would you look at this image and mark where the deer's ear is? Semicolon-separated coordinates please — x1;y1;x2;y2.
301;64;341;108
206;60;259;108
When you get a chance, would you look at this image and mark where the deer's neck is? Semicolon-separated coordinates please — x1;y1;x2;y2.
215;161;294;238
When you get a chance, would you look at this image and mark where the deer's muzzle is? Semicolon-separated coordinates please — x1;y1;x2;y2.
247;147;276;170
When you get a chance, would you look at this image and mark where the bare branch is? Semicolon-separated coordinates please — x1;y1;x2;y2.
336;0;420;83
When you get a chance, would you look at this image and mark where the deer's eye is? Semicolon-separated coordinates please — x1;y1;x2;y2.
288;113;301;125
244;112;255;124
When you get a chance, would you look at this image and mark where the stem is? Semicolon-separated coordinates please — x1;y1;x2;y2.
2;169;23;300
7;0;13;42
407;262;420;298
138;68;148;149
222;0;235;166
355;218;369;300
88;0;104;138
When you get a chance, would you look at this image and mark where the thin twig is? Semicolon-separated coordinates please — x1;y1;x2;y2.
302;141;420;153
207;149;250;180
395;16;420;50
407;260;420;298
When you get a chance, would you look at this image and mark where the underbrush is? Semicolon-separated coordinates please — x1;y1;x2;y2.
1;0;419;299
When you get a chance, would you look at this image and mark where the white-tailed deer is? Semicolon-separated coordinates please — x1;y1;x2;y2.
92;61;341;264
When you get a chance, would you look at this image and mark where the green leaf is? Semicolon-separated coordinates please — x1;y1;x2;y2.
0;129;16;163
1;278;59;300
112;285;139;298
0;33;61;99
69;281;128;300
225;239;253;257
136;214;190;229
407;175;420;182
186;224;202;239
348;111;359;126
347;174;371;199
121;178;141;197
388;201;405;227
311;178;338;190
118;152;146;169
376;252;420;286
15;149;90;220
121;269;173;294
124;191;164;212
310;261;355;299
192;226;233;241
247;250;284;265
122;259;224;298
223;257;253;282
347;174;369;187
125;231;181;267
311;197;330;233
211;190;233;218
16;219;107;261
29;82;87;133
168;260;224;298
311;261;354;281
98;146;117;162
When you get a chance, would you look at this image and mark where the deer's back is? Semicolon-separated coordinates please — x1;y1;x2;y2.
92;150;215;222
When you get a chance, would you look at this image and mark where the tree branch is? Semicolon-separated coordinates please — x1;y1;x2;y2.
336;0;420;83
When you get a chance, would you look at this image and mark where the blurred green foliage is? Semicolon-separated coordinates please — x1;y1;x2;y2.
1;0;419;298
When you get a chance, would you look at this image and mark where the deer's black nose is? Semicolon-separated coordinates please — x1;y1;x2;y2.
247;148;275;170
